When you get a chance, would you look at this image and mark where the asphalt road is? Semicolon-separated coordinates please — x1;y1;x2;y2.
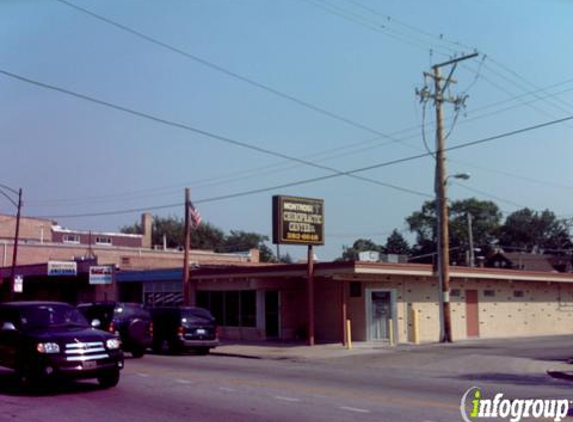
1;337;573;422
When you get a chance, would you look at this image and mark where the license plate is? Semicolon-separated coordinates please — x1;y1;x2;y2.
83;360;97;370
196;329;206;335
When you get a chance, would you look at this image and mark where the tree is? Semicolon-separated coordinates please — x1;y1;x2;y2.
406;198;502;264
341;238;384;261
384;229;411;255
120;216;275;261
223;230;276;262
499;208;573;253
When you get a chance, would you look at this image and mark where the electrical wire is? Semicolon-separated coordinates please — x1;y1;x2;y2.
36;112;573;219
53;0;411;148
0;68;430;200
13;66;573;210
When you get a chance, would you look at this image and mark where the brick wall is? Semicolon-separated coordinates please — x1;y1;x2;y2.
0;215;54;242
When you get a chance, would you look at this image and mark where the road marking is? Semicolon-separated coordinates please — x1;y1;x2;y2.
340;406;370;414
175;379;192;384
136;373;150;378
219;387;237;392
274;396;301;402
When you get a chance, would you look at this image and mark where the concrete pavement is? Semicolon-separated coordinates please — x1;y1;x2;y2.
211;336;573;380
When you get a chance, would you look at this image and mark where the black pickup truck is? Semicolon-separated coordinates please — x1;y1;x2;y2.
0;301;124;388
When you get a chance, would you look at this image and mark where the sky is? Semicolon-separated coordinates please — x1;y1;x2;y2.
1;0;573;261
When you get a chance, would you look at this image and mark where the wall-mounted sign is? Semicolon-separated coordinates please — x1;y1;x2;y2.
272;195;324;245
89;266;114;285
13;275;23;293
47;261;77;277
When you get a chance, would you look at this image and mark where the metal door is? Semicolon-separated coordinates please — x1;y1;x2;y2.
466;290;480;338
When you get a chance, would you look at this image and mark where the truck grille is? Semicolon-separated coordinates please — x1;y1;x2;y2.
65;341;108;362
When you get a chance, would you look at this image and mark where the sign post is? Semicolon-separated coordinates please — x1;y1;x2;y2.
273;195;324;346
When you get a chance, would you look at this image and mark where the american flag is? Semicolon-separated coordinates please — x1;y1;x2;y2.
189;201;202;228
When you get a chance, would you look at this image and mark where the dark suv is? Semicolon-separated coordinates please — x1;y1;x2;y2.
77;302;152;358
150;307;218;355
0;301;123;388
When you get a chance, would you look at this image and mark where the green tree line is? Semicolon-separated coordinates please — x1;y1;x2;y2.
120;215;283;263
342;198;572;263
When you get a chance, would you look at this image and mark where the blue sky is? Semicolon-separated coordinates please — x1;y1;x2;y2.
2;0;573;260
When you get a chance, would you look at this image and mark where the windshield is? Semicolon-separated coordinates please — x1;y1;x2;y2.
20;304;89;328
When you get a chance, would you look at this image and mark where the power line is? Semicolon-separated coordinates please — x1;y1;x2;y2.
37;113;573;219
0;68;429;199
53;0;410;147
16;68;573;209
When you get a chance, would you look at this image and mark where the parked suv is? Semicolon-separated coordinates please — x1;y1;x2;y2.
0;301;123;388
77;302;152;358
150;307;218;355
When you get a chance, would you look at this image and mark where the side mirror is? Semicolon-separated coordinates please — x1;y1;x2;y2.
91;319;101;328
1;322;16;331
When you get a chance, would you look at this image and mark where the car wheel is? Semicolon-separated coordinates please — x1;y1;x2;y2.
153;339;171;355
131;347;145;359
196;347;210;356
97;369;120;388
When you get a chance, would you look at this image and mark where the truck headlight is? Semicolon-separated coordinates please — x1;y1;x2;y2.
106;338;121;350
37;342;60;354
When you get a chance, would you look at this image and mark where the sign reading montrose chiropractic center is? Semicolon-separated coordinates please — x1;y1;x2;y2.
272;195;324;245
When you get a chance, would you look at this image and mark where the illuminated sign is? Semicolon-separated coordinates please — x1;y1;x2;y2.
272;195;324;245
47;261;77;276
89;266;114;285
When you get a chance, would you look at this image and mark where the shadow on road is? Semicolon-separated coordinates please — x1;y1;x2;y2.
0;370;103;397
451;372;571;388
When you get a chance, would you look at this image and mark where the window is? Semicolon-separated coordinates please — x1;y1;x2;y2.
198;290;257;327
450;289;461;297
225;291;240;326
95;236;112;246
62;234;80;244
513;290;524;298
484;290;496;297
240;291;257;327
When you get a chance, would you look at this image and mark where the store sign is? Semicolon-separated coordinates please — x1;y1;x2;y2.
89;266;114;285
13;275;23;293
47;261;77;276
272;195;324;245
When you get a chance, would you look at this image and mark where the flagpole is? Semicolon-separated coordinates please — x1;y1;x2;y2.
183;188;191;306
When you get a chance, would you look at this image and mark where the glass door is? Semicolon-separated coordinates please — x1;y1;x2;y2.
368;291;392;341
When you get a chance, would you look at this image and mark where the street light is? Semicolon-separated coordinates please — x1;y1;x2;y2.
436;172;470;343
0;184;23;302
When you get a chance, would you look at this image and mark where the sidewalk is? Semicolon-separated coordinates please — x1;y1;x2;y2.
210;339;573;381
211;340;394;360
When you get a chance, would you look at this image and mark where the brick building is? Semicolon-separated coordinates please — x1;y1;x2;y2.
0;213;260;302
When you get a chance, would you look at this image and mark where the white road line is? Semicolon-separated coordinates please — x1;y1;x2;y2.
219;387;237;392
339;406;370;414
175;379;192;384
274;396;302;402
136;373;150;378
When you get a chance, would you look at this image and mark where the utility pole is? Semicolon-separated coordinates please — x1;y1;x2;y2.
8;188;22;301
467;212;475;267
417;52;478;343
183;188;191;306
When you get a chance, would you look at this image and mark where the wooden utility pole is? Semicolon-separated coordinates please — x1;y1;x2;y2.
183;188;191;306
468;212;475;267
307;245;315;346
8;188;22;302
418;53;478;343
